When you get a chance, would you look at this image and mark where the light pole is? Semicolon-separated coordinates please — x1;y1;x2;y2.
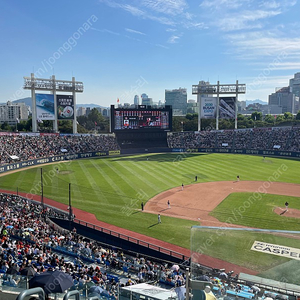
181;121;184;132
40;168;44;208
69;183;73;221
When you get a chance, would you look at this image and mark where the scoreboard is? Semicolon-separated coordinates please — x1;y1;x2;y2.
111;105;172;132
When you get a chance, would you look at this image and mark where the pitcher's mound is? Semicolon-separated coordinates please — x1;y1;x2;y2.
274;207;300;218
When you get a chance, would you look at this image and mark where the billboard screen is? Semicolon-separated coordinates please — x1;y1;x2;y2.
219;97;236;119
201;97;217;119
57;95;74;120
36;94;55;120
111;105;172;132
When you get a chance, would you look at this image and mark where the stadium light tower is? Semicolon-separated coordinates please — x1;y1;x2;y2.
23;73;84;133
192;80;246;131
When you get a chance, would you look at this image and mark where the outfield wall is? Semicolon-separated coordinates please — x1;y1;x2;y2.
0;150;120;174
172;147;300;157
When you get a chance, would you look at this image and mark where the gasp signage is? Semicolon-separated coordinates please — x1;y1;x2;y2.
251;241;300;260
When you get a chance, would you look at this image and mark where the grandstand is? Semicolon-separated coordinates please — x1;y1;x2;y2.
167;126;300;154
1;126;300;169
1;127;300;299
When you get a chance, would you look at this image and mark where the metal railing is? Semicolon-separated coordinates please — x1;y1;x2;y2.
74;218;189;261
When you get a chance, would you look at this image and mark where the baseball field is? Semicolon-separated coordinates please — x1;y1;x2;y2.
1;152;300;280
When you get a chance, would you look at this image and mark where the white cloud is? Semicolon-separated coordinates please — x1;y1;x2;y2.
125;28;146;35
141;0;188;15
166;28;177;32
259;0;297;9
251;62;300;71
147;14;175;26
90;28;120;35
242;74;294;100
122;4;145;16
183;21;207;29
259;0;281;9
155;43;169;49
168;35;180;43
184;12;193;20
217;10;281;31
227;32;300;56
200;0;247;10
225;30;300;76
99;0;210;31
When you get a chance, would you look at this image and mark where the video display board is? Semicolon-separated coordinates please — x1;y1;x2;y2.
111;105;172;131
57;95;74;120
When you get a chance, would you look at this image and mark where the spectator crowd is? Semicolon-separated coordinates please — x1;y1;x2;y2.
1;126;300;167
0;193;187;298
167;126;300;152
0;134;120;165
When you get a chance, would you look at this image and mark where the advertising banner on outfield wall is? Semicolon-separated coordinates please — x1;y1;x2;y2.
0;151;109;174
201;97;217;119
57;95;74;120
219;97;236;119
36;94;55;120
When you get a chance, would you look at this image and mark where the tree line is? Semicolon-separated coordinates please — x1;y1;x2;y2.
172;111;300;132
1;108;109;133
2;109;300;133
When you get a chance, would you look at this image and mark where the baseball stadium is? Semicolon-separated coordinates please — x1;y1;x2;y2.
1;118;300;300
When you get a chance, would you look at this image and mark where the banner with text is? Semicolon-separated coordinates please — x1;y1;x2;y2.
219;97;236;119
57;95;74;120
36;94;55;120
201;97;217;119
251;241;300;261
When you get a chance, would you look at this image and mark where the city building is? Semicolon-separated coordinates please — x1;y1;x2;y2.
268;87;297;114
261;105;283;115
237;101;246;112
0;101;28;125
86;107;91;116
134;95;139;106
165;88;187;116
187;99;198;114
77;106;86;117
157;100;164;107
289;72;300;99
141;93;153;106
102;108;109;117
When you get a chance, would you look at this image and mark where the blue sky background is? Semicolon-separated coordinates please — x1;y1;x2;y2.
1;0;300;107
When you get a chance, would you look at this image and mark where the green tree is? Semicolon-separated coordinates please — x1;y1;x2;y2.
275;115;284;123
87;108;109;132
237;114;246;121
296;111;300;120
1;122;11;131
251;111;262;121
77;123;88;133
58;120;73;133
186;113;194;120
264;114;275;124
172;117;186;132
284;112;293;120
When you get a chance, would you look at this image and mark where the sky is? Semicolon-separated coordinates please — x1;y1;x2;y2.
1;0;300;107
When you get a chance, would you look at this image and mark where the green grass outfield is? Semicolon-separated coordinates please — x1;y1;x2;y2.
191;227;300;284
1;153;300;251
211;193;300;230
